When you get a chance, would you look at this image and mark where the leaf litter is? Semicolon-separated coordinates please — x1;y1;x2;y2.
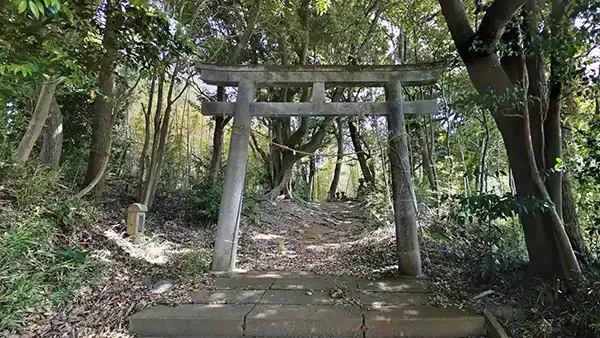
5;198;496;337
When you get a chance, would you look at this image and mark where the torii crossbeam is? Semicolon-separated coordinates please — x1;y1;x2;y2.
196;62;445;276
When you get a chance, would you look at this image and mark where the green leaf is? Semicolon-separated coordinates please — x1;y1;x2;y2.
554;157;564;171
315;0;330;15
37;1;45;15
29;0;40;18
18;0;28;13
44;0;50;6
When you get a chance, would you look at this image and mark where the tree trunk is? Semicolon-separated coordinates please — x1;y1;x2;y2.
348;118;374;185
308;156;316;201
328;117;344;200
478;110;490;193
209;86;229;183
39;97;63;168
438;0;581;282
138;77;155;200
265;118;332;200
562;171;588;263
14;80;58;163
142;64;183;207
141;71;165;205
83;0;118;198
419;119;437;191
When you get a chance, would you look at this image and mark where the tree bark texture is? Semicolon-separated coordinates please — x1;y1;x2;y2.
308;156;316;201
83;0;118;198
208;87;229;184
14;80;58;163
141;64;187;207
39;97;63;168
419;118;437;191
328;117;344;200
438;0;581;281
348;118;375;185
562;172;589;263
138;77;155;200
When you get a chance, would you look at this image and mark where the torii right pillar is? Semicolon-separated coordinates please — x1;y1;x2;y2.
385;80;422;276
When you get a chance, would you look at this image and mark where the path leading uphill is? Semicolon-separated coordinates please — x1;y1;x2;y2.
129;200;489;338
236;200;393;275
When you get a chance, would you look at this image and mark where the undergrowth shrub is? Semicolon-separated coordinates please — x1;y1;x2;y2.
154;171;262;227
179;248;210;279
0;162;100;330
358;183;392;230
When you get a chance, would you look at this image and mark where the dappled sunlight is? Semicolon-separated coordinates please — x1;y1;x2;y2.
103;228;184;264
371;264;399;274
252;233;284;240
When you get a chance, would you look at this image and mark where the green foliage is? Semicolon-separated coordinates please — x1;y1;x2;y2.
0;162;100;330
179;248;210;279
0;163;64;209
452;193;554;224
185;175;226;225
15;0;64;19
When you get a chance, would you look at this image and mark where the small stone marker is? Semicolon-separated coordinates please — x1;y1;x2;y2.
126;203;148;243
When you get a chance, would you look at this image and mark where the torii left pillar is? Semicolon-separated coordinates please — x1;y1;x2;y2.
211;80;255;271
385;80;422;276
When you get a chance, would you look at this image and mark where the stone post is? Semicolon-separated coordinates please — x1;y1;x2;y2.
126;203;148;244
385;80;422;276
211;80;255;271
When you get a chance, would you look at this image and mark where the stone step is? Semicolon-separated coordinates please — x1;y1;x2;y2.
363;305;486;337
130;304;485;337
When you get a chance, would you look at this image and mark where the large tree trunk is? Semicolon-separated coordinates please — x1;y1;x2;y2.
39;97;63;168
328;117;344;200
14;80;58;163
83;0;118;198
438;0;581;282
348;118;374;185
265;117;333;200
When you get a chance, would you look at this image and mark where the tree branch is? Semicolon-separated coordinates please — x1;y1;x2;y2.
438;0;476;56
297;118;334;158
251;132;270;166
476;0;528;47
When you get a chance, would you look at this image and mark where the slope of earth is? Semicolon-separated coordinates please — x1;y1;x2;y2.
238;199;398;277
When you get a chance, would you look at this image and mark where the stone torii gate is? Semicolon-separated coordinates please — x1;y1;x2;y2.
196;62;444;276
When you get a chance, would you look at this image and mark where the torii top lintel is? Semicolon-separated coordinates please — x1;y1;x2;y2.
195;62;446;87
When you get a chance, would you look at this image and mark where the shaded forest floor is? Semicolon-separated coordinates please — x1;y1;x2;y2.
7;196;595;338
10;199;401;337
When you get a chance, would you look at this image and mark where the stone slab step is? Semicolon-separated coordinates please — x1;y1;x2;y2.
131;304;485;338
356;277;431;293
245;304;364;337
363;305;485;338
130;304;251;336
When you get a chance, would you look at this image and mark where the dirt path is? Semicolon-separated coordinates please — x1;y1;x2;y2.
237;200;390;275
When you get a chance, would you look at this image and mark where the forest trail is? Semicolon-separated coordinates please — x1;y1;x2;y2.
237;200;376;274
129;200;488;338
